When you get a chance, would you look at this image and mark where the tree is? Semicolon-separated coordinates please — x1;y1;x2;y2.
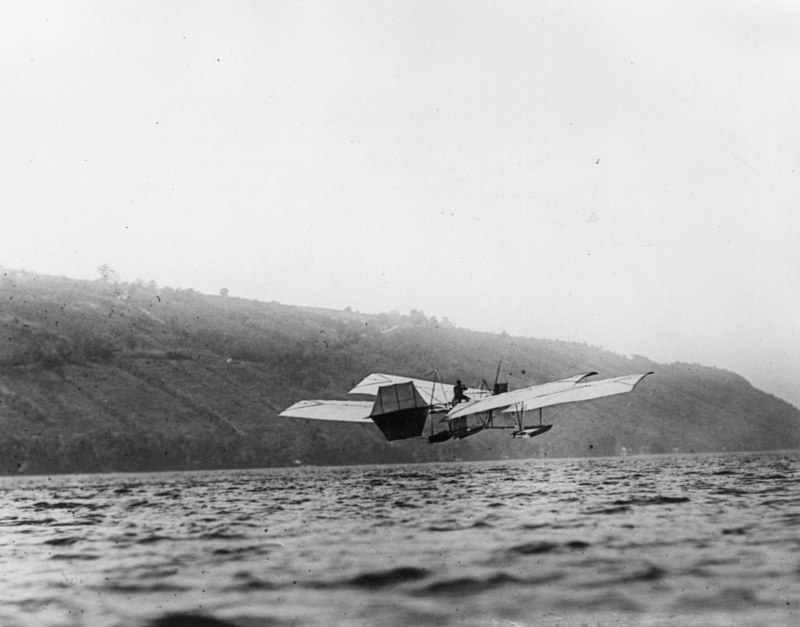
409;309;427;325
220;288;229;297
98;264;121;283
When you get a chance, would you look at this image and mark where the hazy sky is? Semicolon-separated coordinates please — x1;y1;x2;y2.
2;1;799;407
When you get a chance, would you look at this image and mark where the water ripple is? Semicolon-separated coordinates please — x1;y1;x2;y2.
1;452;798;627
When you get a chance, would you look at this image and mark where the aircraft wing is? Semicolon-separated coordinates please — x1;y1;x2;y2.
349;372;487;406
499;372;653;414
446;372;598;420
278;400;374;422
279;382;432;441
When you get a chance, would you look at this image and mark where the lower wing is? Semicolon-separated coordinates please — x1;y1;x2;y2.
278;381;432;441
279;400;373;422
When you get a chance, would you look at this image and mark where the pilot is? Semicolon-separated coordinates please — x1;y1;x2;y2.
453;380;470;404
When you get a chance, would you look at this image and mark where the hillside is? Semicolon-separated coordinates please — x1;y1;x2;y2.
1;269;798;475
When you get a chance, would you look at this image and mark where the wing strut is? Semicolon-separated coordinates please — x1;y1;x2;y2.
427;370;443;439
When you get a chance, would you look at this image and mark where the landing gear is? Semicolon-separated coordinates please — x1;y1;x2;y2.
508;406;552;439
510;424;553;439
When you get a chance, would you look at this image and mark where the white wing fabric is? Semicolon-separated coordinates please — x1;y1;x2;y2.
499;372;653;414
279;400;373;422
349;373;487;406
446;372;598;420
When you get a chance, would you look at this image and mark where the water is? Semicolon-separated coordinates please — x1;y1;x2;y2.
1;452;799;627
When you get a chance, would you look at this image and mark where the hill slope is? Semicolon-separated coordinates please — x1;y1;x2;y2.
1;270;798;474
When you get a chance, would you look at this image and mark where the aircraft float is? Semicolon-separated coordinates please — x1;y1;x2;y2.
279;368;653;443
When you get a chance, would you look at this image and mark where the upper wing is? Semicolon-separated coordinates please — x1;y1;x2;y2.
278;400;374;422
500;372;653;414
349;373;488;406
446;372;598;420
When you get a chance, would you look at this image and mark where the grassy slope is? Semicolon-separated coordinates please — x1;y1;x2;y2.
0;270;798;474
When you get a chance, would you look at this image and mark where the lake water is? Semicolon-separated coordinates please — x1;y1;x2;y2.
1;452;799;627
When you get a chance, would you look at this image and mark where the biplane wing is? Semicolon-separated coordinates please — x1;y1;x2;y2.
447;372;653;420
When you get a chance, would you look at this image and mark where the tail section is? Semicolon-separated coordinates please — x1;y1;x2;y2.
369;382;430;441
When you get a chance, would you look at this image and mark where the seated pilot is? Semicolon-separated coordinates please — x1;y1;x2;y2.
453;380;470;405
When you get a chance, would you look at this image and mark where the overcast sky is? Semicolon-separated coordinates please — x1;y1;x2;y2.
2;1;799;407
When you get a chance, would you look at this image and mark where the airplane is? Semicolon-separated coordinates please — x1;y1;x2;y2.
278;369;653;444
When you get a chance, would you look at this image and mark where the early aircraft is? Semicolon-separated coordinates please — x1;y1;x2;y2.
279;369;653;443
